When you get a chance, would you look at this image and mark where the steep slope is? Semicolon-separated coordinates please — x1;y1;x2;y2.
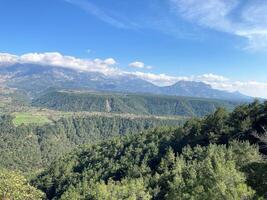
163;80;251;100
33;101;267;199
0;114;183;171
0;63;251;100
32;90;241;117
0;64;160;96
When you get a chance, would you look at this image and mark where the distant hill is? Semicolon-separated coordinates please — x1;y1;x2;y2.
0;114;183;171
163;80;250;100
32;90;241;117
0;63;252;100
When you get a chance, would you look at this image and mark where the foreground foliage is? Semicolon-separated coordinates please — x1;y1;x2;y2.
34;138;265;199
0;169;44;200
165;144;257;200
33;101;267;199
1;100;267;199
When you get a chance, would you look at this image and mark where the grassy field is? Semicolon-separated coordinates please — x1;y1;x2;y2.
11;108;186;126
0;86;187;126
12;112;52;126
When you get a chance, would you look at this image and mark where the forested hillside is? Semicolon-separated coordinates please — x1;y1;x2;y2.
33;100;267;199
32;90;240;117
0;87;30;113
1;1;266;199
0;114;183;171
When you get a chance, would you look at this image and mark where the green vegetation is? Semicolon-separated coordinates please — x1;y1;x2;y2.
33;100;267;199
10;108;184;126
0;169;44;200
0;87;30;113
33;138;266;200
0;86;266;199
32;90;240;117
13;112;51;126
0;114;183;172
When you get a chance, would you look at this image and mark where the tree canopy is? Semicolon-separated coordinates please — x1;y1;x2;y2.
0;169;44;200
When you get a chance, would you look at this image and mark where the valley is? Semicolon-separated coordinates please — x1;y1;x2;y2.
1;82;266;199
2;1;267;199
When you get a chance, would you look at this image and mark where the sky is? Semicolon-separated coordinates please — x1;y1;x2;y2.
0;0;267;97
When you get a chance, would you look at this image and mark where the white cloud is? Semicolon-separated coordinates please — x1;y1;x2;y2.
129;71;188;86
0;52;119;75
62;0;267;50
129;61;145;69
1;52;267;98
64;0;128;29
130;71;267;98
210;80;267;98
129;61;153;70
171;0;237;31
170;0;267;51
103;58;117;65
196;73;229;82
0;53;18;65
128;72;229;87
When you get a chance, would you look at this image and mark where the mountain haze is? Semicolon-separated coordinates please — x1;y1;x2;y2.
0;64;251;100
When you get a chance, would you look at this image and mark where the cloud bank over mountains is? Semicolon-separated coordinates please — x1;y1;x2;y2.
0;52;266;98
0;52;119;75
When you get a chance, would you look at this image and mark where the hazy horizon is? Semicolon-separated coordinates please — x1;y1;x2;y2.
1;0;267;98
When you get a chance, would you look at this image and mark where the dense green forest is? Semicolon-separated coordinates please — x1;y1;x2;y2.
1;95;267;199
0;87;30;113
1;1;266;199
32;90;240;117
32;100;267;199
0;114;183;172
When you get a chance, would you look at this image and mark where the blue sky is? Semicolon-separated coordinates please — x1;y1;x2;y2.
1;0;267;97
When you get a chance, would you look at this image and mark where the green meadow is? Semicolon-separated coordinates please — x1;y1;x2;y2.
12;112;51;126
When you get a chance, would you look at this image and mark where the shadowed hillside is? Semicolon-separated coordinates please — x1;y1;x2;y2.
32;90;241;117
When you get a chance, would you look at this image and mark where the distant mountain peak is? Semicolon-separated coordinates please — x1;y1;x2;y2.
0;63;252;101
172;80;212;89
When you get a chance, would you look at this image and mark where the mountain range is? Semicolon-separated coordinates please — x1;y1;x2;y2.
0;63;251;101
